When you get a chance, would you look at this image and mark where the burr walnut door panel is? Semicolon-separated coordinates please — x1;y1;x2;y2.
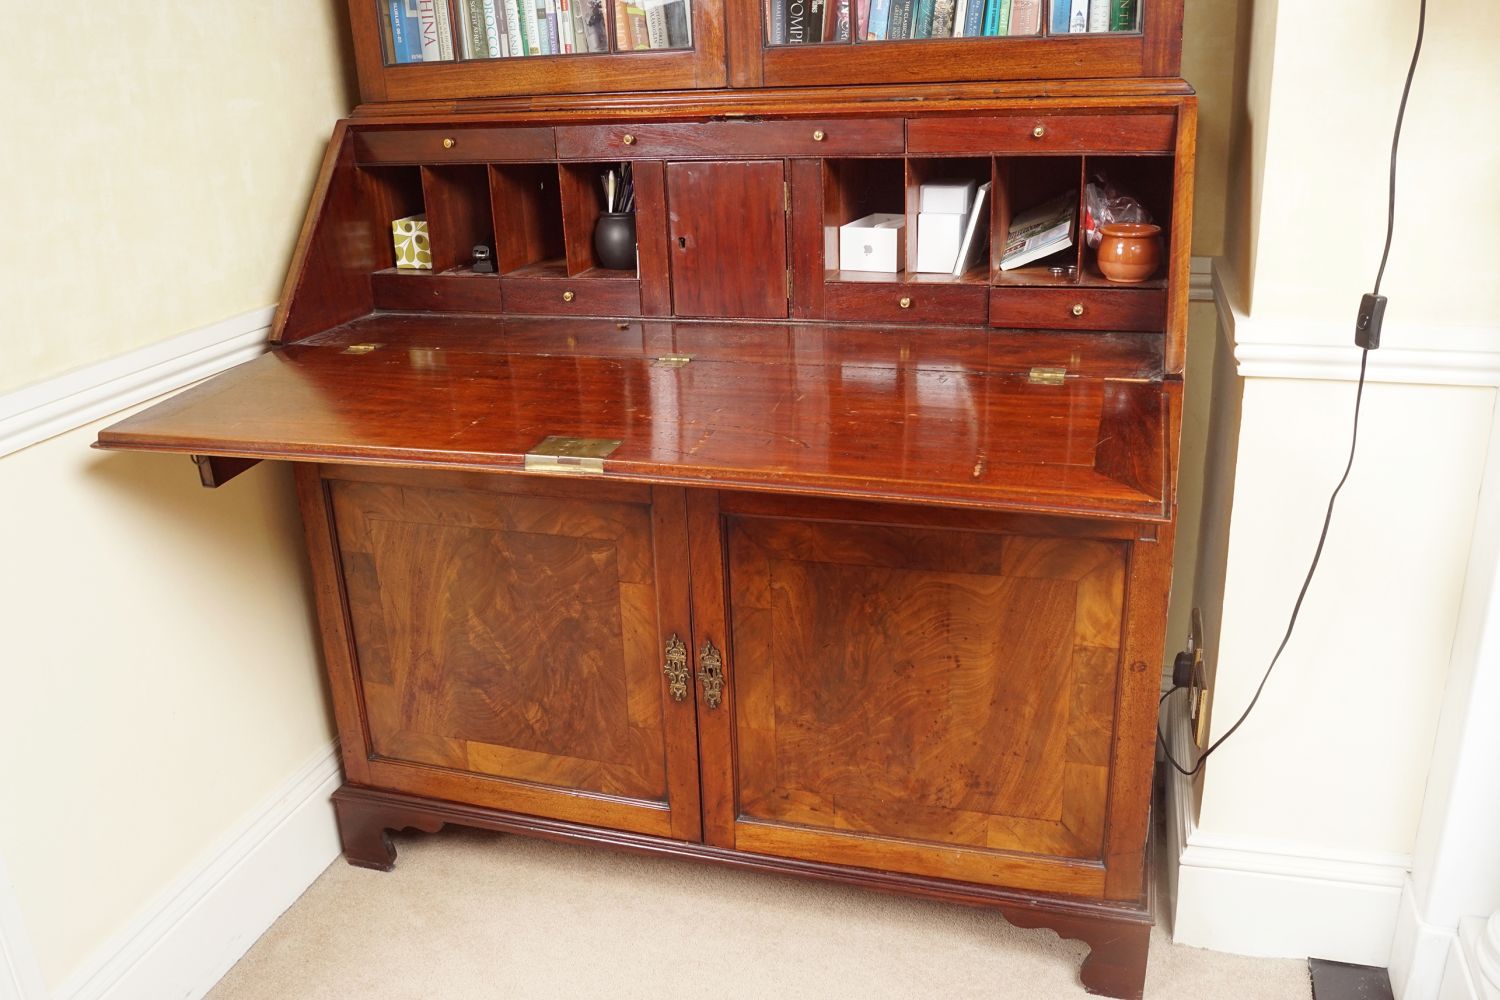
666;160;788;319
697;504;1128;898
325;470;700;841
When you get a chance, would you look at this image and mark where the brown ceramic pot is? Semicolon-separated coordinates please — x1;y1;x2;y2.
1096;223;1162;284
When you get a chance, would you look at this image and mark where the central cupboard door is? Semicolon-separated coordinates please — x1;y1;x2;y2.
667;160;788;319
690;494;1129;898
325;469;701;841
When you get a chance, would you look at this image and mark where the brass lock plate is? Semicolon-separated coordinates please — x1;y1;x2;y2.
523;436;622;474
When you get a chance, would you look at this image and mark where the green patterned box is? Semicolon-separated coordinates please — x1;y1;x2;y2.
392;214;431;270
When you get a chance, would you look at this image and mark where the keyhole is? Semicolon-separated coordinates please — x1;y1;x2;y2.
678;236;687;250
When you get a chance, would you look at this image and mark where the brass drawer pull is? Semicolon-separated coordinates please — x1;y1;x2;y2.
899;296;912;309
442;137;456;149
1070;303;1085;317
663;634;689;703
563;290;575;302
812;129;826;141
1031;124;1046;139
622;133;636;145
698;640;724;709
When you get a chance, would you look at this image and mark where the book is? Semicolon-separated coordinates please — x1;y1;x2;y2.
952;0;968;36
503;0;527;55
855;0;871;40
614;0;634;46
1008;0;1039;34
1087;0;1110;31
768;0;787;43
1047;0;1068;34
980;0;1000;36
833;0;851;40
436;0;456;57
808;0;826;41
952;181;991;276
463;0;491;57
786;0;810;42
866;0;892;39
1109;0;1136;30
544;0;561;51
389;0;424;61
645;0;672;46
665;0;692;45
910;0;935;38
418;0;443;60
626;1;649;45
930;0;957;37
1068;0;1086;30
558;0;575;51
888;0;911;37
1001;192;1076;270
962;0;985;37
523;0;542;52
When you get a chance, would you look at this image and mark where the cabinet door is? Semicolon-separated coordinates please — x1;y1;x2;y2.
691;493;1139;898
317;468;701;842
667;160;788;318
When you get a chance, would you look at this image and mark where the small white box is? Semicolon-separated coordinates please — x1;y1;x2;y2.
915;211;967;273
919;180;978;215
839;213;906;273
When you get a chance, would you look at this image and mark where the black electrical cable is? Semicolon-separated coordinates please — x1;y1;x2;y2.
1157;0;1426;776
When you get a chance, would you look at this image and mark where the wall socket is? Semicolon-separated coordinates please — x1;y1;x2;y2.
1173;608;1211;748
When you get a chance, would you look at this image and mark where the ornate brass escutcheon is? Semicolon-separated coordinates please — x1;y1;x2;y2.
698;640;724;709
663;634;689;703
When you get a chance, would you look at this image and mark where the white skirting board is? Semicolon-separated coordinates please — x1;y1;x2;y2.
54;743;342;1000
1164;707;1409;965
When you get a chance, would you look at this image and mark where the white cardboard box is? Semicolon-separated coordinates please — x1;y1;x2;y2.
915;211;967;273
839;213;906;273
919;180;978;215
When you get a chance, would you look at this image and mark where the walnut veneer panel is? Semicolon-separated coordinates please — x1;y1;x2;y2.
720;515;1122;893
326;475;693;837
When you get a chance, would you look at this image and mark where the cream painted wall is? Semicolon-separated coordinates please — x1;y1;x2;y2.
0;4;355;393
0;420;333;988
1180;0;1244;257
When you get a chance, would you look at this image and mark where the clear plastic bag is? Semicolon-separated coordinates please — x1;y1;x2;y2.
1083;174;1153;249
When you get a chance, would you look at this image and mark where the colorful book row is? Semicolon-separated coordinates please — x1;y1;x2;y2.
767;0;1135;43
385;0;691;60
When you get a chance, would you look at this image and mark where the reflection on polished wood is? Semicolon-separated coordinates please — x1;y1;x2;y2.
97;316;1173;520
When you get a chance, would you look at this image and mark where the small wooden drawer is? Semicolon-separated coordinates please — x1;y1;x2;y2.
907;114;1176;155
354;127;556;164
990;287;1166;331
370;270;502;312
824;281;988;325
502;278;642;316
556;120;905;160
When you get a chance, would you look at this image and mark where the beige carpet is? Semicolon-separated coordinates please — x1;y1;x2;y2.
207;826;1311;1000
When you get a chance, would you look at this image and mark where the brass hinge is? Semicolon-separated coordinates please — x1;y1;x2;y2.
523;435;621;475
342;343;382;355
654;354;692;367
1028;366;1067;385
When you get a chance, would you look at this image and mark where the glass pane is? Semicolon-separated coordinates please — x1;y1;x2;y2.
1047;0;1140;34
846;0;1046;42
613;0;694;50
381;0;460;63
440;0;614;58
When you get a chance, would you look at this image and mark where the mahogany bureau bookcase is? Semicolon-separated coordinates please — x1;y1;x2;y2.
97;2;1195;996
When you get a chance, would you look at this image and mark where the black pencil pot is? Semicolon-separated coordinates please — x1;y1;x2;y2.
594;212;637;270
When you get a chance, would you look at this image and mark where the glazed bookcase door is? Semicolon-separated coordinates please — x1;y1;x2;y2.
312;467;703;842
725;0;1181;88
690;492;1138;898
349;0;727;102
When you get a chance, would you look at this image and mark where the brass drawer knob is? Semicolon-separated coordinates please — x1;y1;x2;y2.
1070;303;1085;317
442;137;456;149
1032;124;1046;139
622;133;636;145
812;129;826;141
563;290;576;302
899;296;912;309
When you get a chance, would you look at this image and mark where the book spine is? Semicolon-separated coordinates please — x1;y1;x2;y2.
418;0;442;59
1008;0;1037;33
929;0;955;37
1109;0;1135;30
962;0;984;36
523;0;542;52
644;0;670;46
952;0;968;36
1047;0;1067;33
786;0;808;42
1068;0;1086;30
558;0;575;51
996;0;1012;35
580;0;606;49
464;0;488;56
909;0;934;38
388;0;410;61
808;0;825;41
1087;0;1109;31
436;0;456;58
502;0;526;54
866;0;891;39
545;0;561;51
627;2;649;46
854;0;869;39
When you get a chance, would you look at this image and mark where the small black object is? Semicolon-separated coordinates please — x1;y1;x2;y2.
1355;292;1386;350
1172;650;1195;689
471;244;496;274
594;213;637;270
